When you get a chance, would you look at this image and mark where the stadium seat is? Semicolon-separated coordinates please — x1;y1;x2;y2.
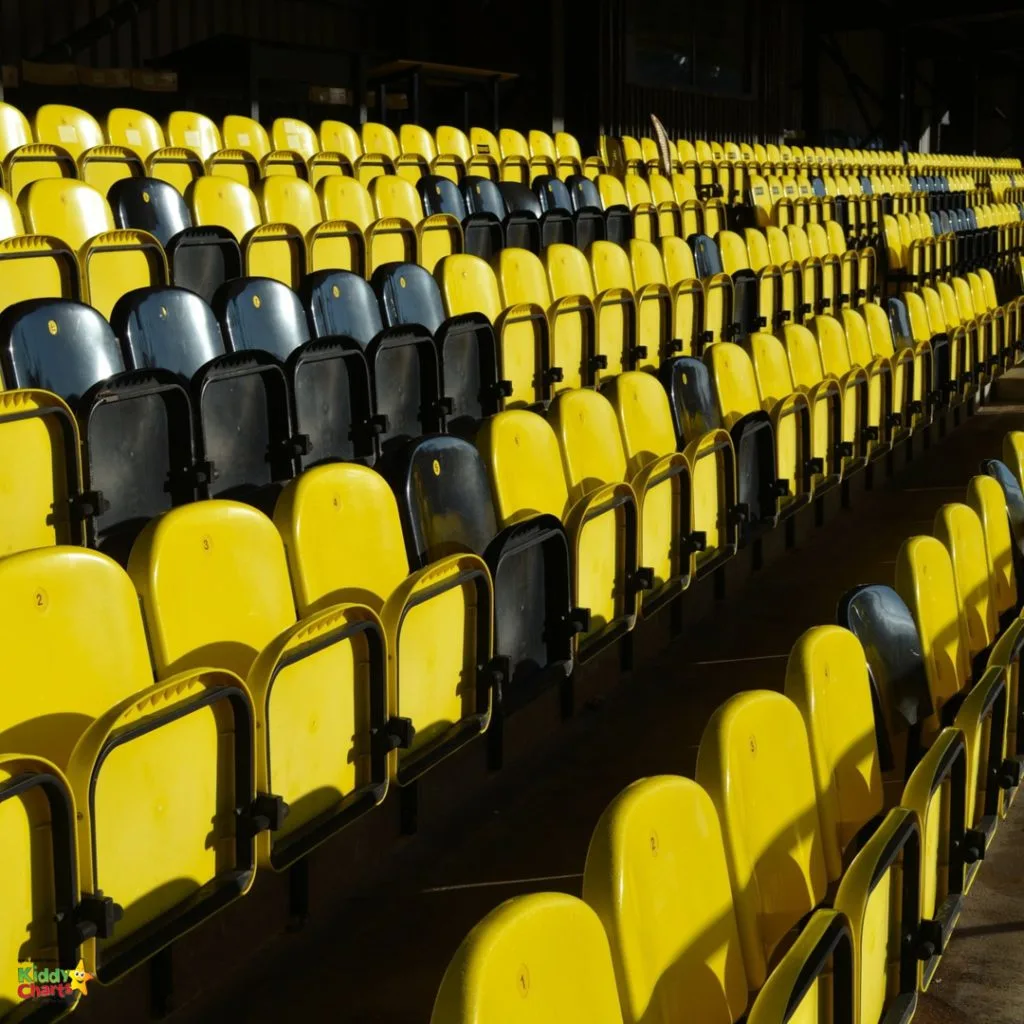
0;99;76;198
430;893;623;1023
477;409;642;658
628;237;705;358
127;499;388;869
222;114;305;179
108;177;243;303
268;117;353;184
256;175;366;277
167;109;260;187
436;125;498;181
387;434;578;760
704;340;812;522
581;775;751;1024
496;245;593;392
113;283;298;511
273;461;494;790
370;174;463;272
105;107;204;195
400;124;463;183
966;473;1019;626
0;544;260;982
1;297;195;560
535;173;605;249
188;175;305;287
418;174;504;261
695;691;829;988
861;299;928;429
548;386;689;610
18;178;167;319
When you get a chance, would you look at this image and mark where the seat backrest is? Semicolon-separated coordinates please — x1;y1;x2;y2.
547;389;628;504
983;458;1024;553
302;269;383;345
783;323;827;389
270;117;320;161
317;175;375;230
933;503;998;656
362;122;401;160
108;177;192;246
166;110;222;161
0;100;34;160
19;178;114;250
475;410;569;523
435;253;503;322
33;104;104;159
256;176;323;236
389;435;498;567
597;174;629;210
499;181;543;217
372;261;446;334
688;233;724;277
461;175;507;219
371;174;424;222
628;238;668;288
221;114;271;160
703;341;760;425
747;331;796;405
582;776;750;1024
430;893;624;1024
106;107;166;159
400;124;439;162
470;126;502;159
861;301;896;358
886;297;913;343
534;174;573;214
966;474;1018;617
495;247;553;307
813;315;854;376
188;175;261;243
318;120;361;163
660;235;698;284
895;535;971;720
418;175;467;219
567;174;602;213
696;690;828;989
0;298;124;404
588;239;635;292
604;370;676;476
111;285;225;381
545;243;596;300
717;230;751;275
127;500;295;680
273;462;409;616
784;625;885;881
0;546;154;766
659;356;724;440
840;308;874;369
215;276;308;362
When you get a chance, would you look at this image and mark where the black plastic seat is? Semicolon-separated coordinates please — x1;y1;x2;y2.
419;174;504;262
888;295;950;397
1;297;196;561
837;584;935;775
566;173;616;249
688;233;757;340
535;173;604;250
388;433;578;765
659;356;776;539
373;262;506;437
302;267;384;346
108;177;242;303
112;285;298;513
216;276;376;468
462;175;540;253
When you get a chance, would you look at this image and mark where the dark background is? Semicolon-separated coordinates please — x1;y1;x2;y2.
0;0;1021;156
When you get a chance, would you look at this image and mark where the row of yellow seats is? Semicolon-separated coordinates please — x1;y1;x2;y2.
0;100;605;197
908;151;1021;170
431;454;1024;1023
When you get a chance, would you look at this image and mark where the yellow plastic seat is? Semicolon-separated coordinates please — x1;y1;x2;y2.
436;252;544;408
476;409;640;659
966;474;1018;621
471;126;523;183
598;173;657;242
430;893;623;1024
582;776;750;1024
546;242;628;380
273;463;493;784
861;300;926;428
0;545;258;982
589;240;668;372
370;174;463;272
629;237;705;357
838;308;901;445
362;121;424;182
660;235;718;349
265;117;352;185
555;131;603;178
530;128;576;181
495;246;590;394
606;369;737;577
500;127;553;182
696;691;829;988
0;100;77;199
0;389;83;556
33;103;144;198
436;125;497;181
18;178;167;320
401;123;463;183
127;499;388;870
747;331;840;491
105;107;203;194
548;386;690;612
256;175;364;276
222;114;305;178
189;175;304;287
167;109;259;187
704;340;812;514
784;626;885;878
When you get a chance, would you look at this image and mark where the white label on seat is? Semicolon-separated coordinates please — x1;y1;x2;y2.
184;130;201;147
125;129;142;145
58;125;77;143
287;134;301;150
238;132;250;146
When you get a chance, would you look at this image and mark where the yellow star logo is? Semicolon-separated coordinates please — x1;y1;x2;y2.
68;960;93;996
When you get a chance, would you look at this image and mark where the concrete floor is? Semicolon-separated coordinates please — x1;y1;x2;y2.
75;397;1024;1024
